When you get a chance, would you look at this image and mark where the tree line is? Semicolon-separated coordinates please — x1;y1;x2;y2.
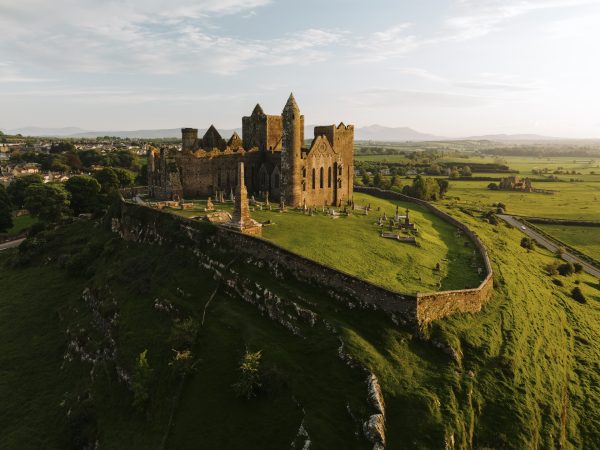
0;167;136;232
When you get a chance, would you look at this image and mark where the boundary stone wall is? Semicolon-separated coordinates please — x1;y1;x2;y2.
113;187;493;324
354;187;493;323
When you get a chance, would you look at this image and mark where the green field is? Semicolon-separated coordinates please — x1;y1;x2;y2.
1;201;599;448
535;223;600;262
169;192;484;294
443;180;600;220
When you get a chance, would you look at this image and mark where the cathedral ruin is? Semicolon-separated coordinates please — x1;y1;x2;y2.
147;94;354;207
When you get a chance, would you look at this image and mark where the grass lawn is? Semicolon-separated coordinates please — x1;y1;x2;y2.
535;223;600;262
168;192;484;294
3;215;37;237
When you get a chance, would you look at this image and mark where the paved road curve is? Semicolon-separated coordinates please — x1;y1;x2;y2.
498;214;600;278
0;238;25;252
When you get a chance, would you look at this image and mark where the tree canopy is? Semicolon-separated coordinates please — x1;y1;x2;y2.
24;183;70;222
65;176;101;215
7;174;44;209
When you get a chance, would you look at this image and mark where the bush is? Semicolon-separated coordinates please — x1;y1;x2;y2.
520;237;534;250
545;262;559;275
557;262;575;276
571;287;586;304
232;349;262;400
132;350;153;412
552;279;564;287
573;262;583;274
169;317;199;350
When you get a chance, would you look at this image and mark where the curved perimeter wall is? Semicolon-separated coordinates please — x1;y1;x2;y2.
113;187;493;324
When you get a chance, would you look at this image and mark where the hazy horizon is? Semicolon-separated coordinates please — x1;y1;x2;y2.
2;0;600;138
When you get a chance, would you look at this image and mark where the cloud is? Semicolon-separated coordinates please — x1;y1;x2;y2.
346;88;489;108
0;1;344;75
392;67;540;92
443;0;600;40
0;62;49;83
352;24;419;62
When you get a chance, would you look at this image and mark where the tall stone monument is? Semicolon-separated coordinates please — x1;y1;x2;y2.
224;161;263;236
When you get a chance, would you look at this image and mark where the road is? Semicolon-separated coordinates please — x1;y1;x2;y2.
498;214;600;278
0;238;25;252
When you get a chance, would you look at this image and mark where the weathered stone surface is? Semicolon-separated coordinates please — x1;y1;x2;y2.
223;162;262;236
113;183;493;325
148;95;354;207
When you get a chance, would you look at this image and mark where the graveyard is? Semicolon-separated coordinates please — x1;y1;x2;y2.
162;192;484;294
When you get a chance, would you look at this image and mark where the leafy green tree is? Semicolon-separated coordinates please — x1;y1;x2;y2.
436;179;449;197
93;168;120;194
232;350;262;400
404;175;442;201
449;167;460;179
557;262;575;276
520;237;534;250
373;172;383;187
112;168;136;187
65;176;101;215
0;184;13;232
361;171;371;186
7;174;44;209
132;349;153;412
24;183;70;222
571;287;586;304
426;164;442;175
461;166;473;177
66;153;83;171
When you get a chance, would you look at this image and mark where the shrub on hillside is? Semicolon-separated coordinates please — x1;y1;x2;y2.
571;287;586;304
520;237;534;250
552;279;564;287
232;349;263;400
169;317;199;350
557;262;575;276
132;349;153;412
573;262;583;274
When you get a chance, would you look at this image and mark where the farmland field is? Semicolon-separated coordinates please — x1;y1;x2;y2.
535;223;600;261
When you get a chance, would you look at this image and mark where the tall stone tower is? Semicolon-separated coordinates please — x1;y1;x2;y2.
281;93;304;207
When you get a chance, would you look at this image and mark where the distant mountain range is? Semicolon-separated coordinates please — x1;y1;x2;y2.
2;125;571;142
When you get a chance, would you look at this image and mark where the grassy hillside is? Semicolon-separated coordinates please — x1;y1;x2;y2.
169;192;483;294
1;206;599;449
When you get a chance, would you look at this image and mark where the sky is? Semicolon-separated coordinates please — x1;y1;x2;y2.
1;0;600;137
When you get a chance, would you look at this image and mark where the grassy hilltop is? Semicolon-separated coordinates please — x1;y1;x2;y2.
1;195;599;449
170;192;483;294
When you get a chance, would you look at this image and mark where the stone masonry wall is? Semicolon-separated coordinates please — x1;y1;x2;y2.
113;187;493;324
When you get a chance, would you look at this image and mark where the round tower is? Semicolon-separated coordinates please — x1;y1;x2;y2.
281;93;304;207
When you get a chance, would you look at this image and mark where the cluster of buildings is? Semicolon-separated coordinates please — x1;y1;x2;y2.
148;94;355;208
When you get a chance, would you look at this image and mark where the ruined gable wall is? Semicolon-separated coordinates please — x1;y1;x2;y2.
301;136;340;206
313;124;355;204
175;151;282;198
242;114;267;150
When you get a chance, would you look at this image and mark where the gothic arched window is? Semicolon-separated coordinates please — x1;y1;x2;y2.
328;167;332;188
312;168;316;189
319;167;324;189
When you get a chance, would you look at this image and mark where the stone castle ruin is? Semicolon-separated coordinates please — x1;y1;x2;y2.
148;94;354;208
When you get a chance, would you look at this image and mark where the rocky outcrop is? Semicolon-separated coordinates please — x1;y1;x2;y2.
363;373;386;449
